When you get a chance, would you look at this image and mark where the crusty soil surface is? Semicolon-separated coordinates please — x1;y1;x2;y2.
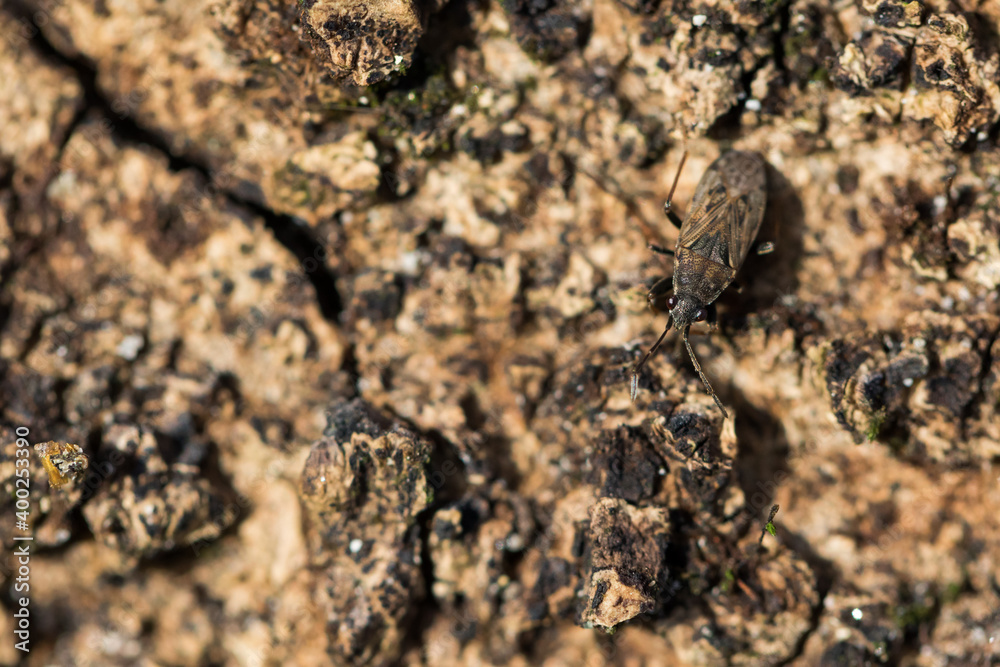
1;0;999;665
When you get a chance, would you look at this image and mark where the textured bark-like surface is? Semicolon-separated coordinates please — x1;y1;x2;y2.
298;0;425;86
1;0;1000;665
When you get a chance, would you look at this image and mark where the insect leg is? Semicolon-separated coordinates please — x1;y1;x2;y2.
682;325;729;418
646;276;673;313
755;241;775;255
663;203;684;230
663;151;688;230
648;243;674;257
630;319;672;402
681;305;719;336
705;303;718;330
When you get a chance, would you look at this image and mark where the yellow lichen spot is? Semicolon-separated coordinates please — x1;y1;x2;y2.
34;441;89;487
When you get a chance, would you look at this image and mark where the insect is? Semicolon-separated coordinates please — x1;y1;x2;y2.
630;150;772;418
34;441;89;487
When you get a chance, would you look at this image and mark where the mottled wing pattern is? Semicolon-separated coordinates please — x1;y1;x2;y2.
719;151;767;266
729;184;766;266
678;167;732;266
678;151;766;269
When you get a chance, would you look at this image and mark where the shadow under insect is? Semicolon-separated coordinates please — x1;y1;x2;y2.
715;161;805;323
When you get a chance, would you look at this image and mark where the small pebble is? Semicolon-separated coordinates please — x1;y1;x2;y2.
692;14;707;27
933;195;948;215
116;334;144;360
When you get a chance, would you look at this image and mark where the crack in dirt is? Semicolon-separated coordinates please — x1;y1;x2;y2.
960;320;1000;442
3;0;345;326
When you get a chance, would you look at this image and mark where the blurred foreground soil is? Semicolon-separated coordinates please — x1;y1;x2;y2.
1;0;999;665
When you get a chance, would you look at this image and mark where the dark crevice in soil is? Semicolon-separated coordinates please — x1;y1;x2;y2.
704;88;747;141
55;95;91;157
707;0;795;141
0;165;41;336
3;0;205;171
370;138;407;205
14;306;60;364
4;0;344;323
373;408;468;664
339;341;361;399
365;0;480;100
895;586;949;664
0;159;13;192
960;321;1000;442
258;212;343;322
775;529;836;665
771;0;791;77
732;397;790;527
729;377;822;665
524;361;556;427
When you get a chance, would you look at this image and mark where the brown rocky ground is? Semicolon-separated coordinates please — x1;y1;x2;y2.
1;0;999;665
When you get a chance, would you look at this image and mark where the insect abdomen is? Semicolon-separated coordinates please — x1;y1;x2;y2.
673;248;736;304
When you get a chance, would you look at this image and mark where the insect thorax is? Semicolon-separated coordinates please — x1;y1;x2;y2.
672;249;735;307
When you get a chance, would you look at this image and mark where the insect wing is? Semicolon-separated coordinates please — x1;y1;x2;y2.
719;152;766;267
677;164;733;267
678;152;766;269
727;177;766;267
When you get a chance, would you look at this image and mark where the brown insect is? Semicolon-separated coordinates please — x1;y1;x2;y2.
630;150;772;418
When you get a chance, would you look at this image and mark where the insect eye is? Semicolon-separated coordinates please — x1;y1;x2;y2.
667;296;678;310
694;309;707;322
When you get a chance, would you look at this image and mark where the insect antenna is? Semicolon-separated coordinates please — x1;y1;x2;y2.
682;325;729;419
630;314;672;402
665;150;688;204
576;165;671;250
